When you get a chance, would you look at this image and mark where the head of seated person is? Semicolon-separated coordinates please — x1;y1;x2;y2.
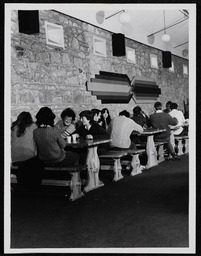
35;107;55;127
164;101;172;113
170;102;178;111
154;101;163;111
119;110;130;118
60;108;76;127
79;110;93;128
133;106;142;116
91;108;102;124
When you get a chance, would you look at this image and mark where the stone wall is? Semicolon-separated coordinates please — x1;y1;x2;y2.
10;10;189;122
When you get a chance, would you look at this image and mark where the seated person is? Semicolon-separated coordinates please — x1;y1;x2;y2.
119;110;130;118
132;106;149;128
33;107;79;167
169;102;187;136
55;108;76;139
101;108;111;130
163;101;172;114
91;108;102;126
11;111;41;184
149;101;179;160
108;110;143;149
73;110;109;140
11;111;37;163
72;110;110;164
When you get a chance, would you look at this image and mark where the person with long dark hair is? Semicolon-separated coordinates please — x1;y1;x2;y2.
11;111;37;163
101;108;111;130
11;111;42;185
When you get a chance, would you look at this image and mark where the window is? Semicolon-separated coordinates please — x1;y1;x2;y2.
126;47;136;64
150;54;158;69
93;36;107;57
169;61;174;72
45;21;64;48
183;64;188;75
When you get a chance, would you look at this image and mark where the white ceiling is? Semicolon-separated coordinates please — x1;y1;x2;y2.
53;3;194;59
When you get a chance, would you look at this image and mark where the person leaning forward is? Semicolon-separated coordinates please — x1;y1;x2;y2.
149;101;180;160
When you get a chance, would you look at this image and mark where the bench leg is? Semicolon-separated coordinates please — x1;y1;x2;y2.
113;159;123;182
157;145;165;163
184;138;189;154
130;154;143;176
176;140;183;155
69;172;84;201
146;135;158;169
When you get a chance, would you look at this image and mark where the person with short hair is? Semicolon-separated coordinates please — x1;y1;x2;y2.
73;110;109;140
150;101;180;160
108;110;143;149
55;108;76;139
169;102;186;136
33;107;79;167
119;110;130;118
72;110;110;164
163;101;172;113
132;106;149;128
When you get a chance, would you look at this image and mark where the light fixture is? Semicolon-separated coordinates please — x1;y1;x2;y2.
161;10;170;42
119;10;130;23
96;10;105;24
147;34;155;44
161;33;170;42
96;9;130;24
182;49;188;57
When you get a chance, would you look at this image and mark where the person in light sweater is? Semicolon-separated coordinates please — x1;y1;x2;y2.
11;111;42;185
169;102;186;136
108;110;143;149
33;107;79;166
11;111;37;163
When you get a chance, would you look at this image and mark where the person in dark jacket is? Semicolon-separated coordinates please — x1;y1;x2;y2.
150;101;180;160
132;106;149;128
71;110;110;164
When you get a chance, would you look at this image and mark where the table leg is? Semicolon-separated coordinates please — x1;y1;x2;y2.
170;131;175;153
113;159;123;182
130;154;143;176
84;146;104;193
146;135;158;169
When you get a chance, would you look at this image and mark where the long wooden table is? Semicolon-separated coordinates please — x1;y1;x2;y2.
132;128;166;169
66;138;112;193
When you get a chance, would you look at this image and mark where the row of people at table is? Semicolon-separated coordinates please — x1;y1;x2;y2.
11;101;187;176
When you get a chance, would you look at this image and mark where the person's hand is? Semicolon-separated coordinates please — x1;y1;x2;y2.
86;134;93;140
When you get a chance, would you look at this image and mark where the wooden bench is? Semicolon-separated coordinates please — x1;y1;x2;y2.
99;149;145;182
135;141;166;163
11;164;84;201
174;135;189;155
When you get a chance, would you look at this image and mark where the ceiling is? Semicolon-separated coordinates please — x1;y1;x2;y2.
53;4;193;59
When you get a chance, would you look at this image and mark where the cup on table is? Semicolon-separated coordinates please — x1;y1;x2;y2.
66;136;72;143
72;134;77;142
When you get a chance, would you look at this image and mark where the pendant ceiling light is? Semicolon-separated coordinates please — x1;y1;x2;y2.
119;10;130;24
161;10;170;42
